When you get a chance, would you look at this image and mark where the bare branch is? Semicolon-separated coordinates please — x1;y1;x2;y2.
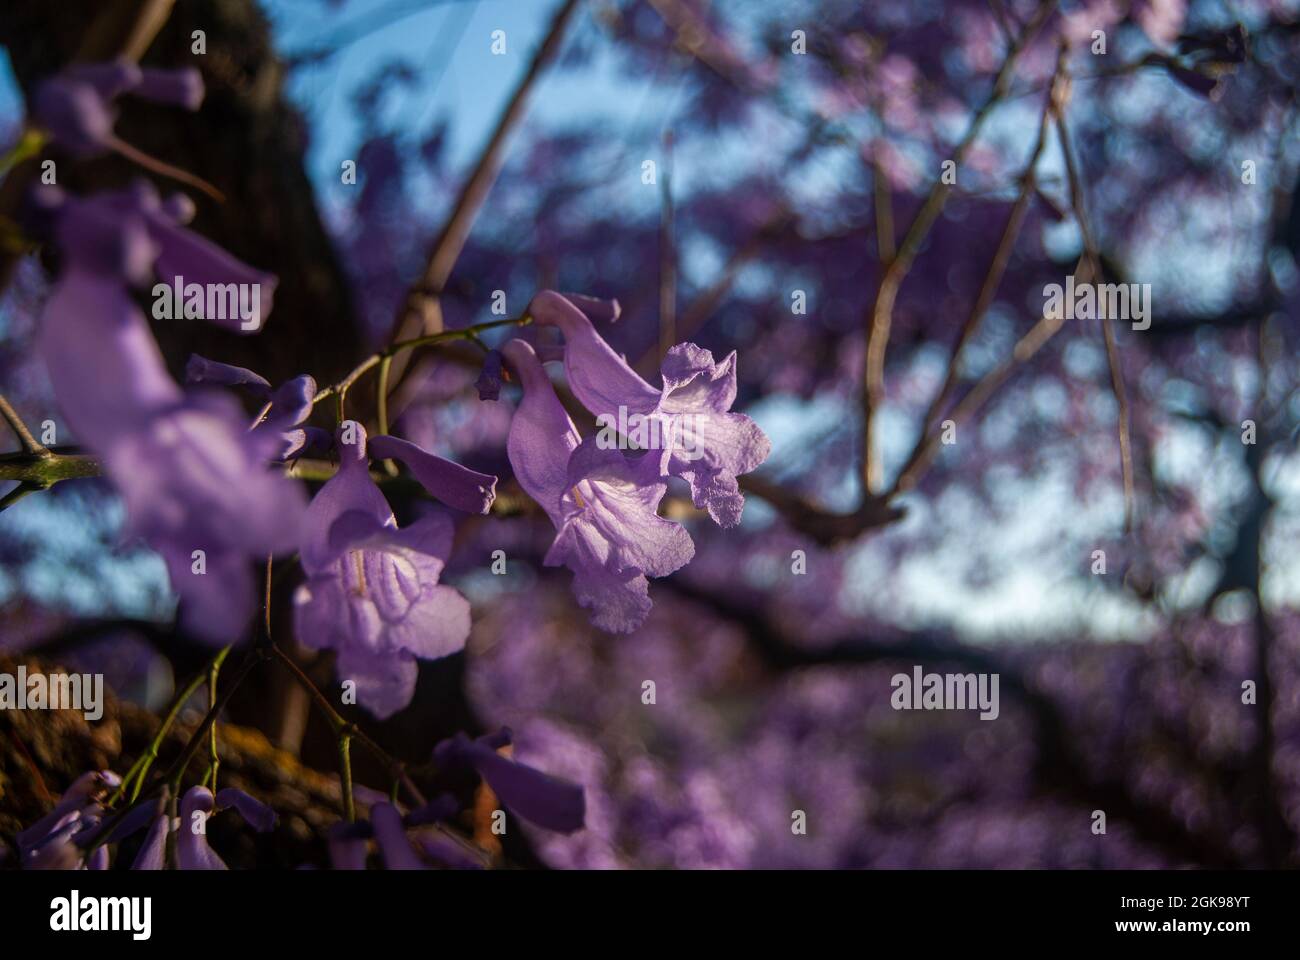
860;0;1058;494
385;0;582;392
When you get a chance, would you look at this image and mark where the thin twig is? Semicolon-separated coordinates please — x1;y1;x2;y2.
375;354;398;476
315;315;531;408
891;46;1066;495
385;0;582;392
1054;60;1135;531
659;129;677;365
860;0;1058;494
338;733;355;822
0;482;41;512
268;644;428;808
0;393;47;456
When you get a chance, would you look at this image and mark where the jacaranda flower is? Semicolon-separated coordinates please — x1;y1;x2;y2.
528;290;771;528
107;392;308;642
502;339;693;633
186;354;325;460
293;423;494;718
434;727;585;833
131;787;277;870
326;796;484;870
35;181;305;643
33;59;203;158
18;770;120;870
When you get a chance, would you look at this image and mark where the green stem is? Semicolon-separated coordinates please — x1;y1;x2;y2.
0;128;47;179
90;646;262;852
0;451;99;484
338;733;355;822
206;652;224;791
269;644;427;806
161;647;263;792
313;314;531;407
376;354;397;476
113;645;231;806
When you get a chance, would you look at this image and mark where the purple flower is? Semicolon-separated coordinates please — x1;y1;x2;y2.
132;786;277;870
33;59;202;157
105;392;307;643
325;797;484;870
37;181;277;331
327;821;372;870
367;434;497;514
18;770;119;869
370;802;426;870
130;813;171;871
34;183;302;643
293;423;488;718
528;290;771;527
434;728;586;834
186;354;323;459
502;339;693;633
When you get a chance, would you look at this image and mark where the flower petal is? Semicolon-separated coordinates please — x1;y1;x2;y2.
215;788;278;833
368;434;497;515
176;787;227;870
327;821;371;870
528;290;660;415
299;422;393;574
370;803;425;869
563;439;694;578
130;815;170;870
502;338;580;525
667;411;771;528
435;733;585;833
335;646;418;721
38;270;179;447
134;67;204;109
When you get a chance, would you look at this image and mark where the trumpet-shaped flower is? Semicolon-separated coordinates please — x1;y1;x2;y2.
293;423;494;718
502;339;693;633
528;290;771;528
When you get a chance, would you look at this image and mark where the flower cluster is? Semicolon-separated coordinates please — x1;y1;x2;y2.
329;728;585;869
501;291;771;632
16;59;768;870
17;731;583;870
18;773;278;871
